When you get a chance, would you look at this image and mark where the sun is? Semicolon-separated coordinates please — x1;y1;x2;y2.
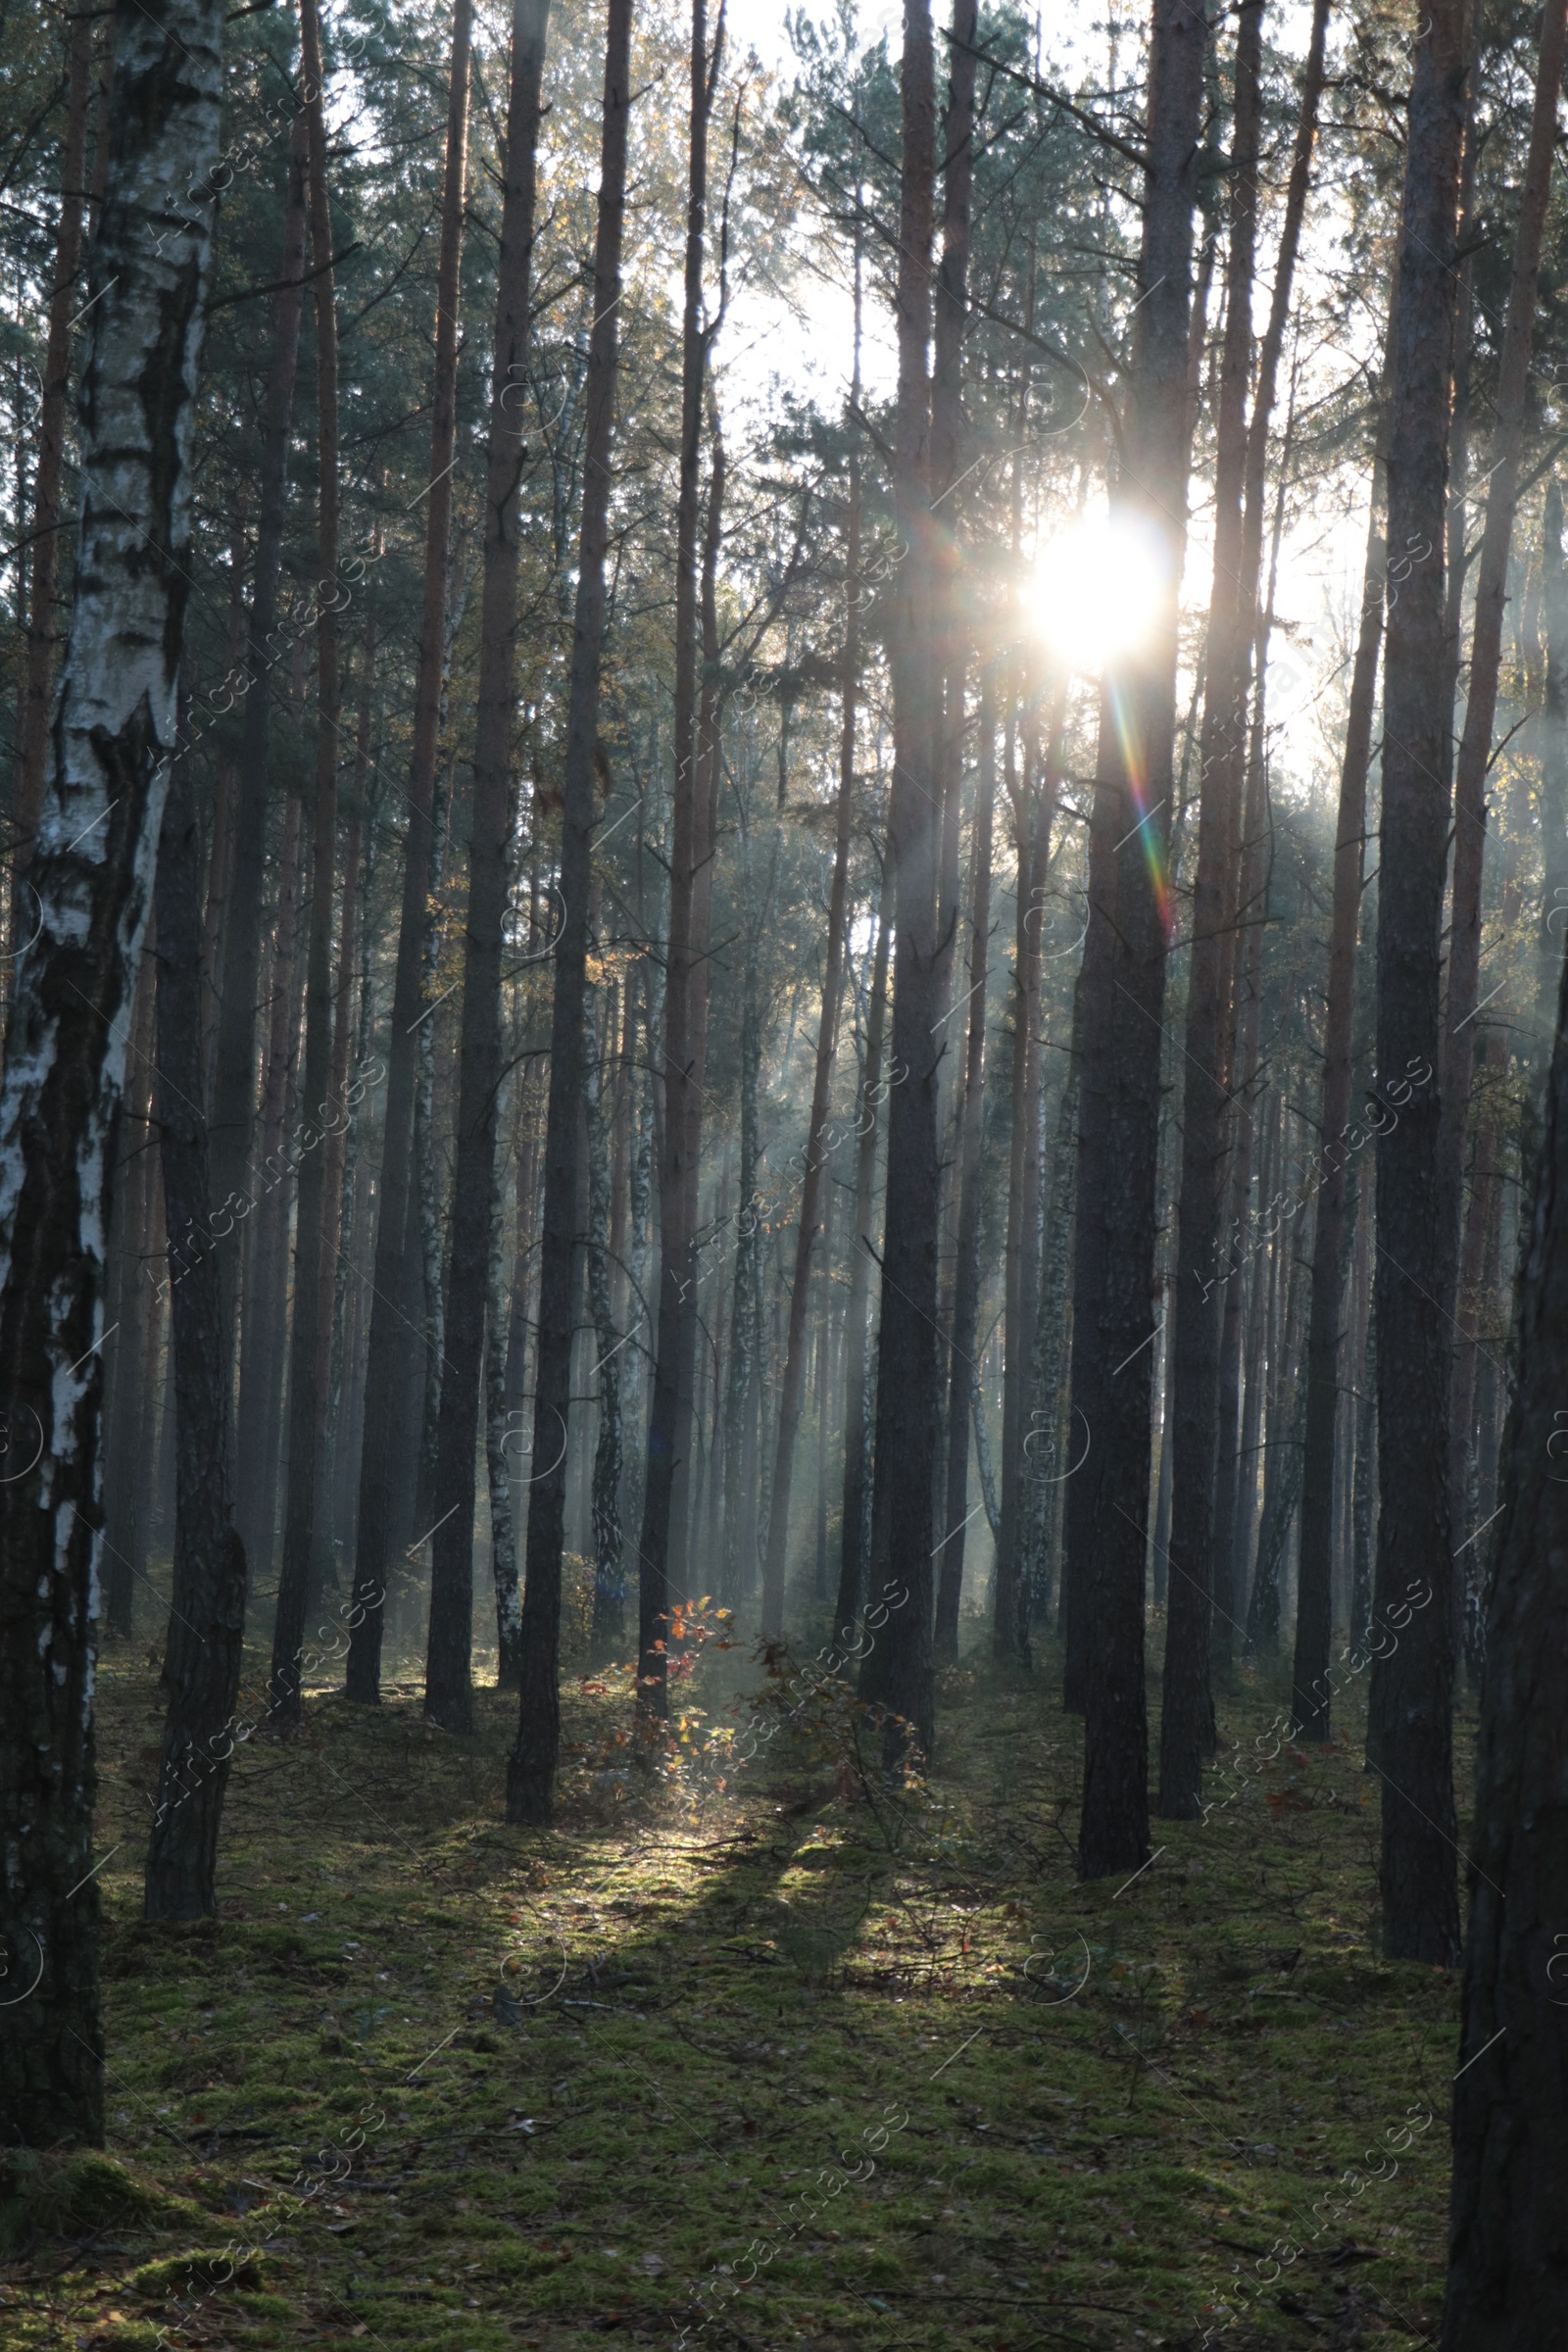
1030;510;1167;675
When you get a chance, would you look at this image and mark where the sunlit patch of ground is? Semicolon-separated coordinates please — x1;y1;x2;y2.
0;1608;1463;2350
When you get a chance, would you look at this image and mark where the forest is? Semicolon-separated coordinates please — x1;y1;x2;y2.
1;0;1566;2342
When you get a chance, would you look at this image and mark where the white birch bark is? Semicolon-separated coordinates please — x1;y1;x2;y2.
0;0;226;2146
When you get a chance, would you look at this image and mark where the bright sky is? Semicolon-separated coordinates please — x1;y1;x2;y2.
722;0;1380;802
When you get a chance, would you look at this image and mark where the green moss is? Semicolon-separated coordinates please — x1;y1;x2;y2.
0;1642;1468;2349
130;2247;265;2296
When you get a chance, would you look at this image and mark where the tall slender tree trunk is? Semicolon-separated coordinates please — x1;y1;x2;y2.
1073;0;1203;1879
0;0;226;2151
667;403;727;1575
1349;1202;1376;1649
1434;0;1567;1597
1157;0;1263;1813
270;0;343;1722
836;858;893;1646
144;756;247;1920
927;0;978;1626
1025;992;1083;1628
759;357;860;1637
425;0;552;1731
995;705;1054;1664
10;0;94;952
509;0;626;1821
323;641;377;1576
1062;678;1118;1720
411;749;453;1557
857;0;943;1764
345;0;476;1702
483;1072;516;1684
586;974;626;1654
233;790;305;1579
638;0;724;1717
1291;437;1391;1738
207;108;311;1348
1369;0;1467;1967
103;947;159;1634
1538;479;1568;1064
200;529;247;1102
1442;937;1568;2348
936;672;994;1662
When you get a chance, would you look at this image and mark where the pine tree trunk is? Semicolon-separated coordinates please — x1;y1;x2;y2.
199;530;246;1106
411;756;452;1555
1538;481;1568;1063
666;404;726;1572
586;981;625;1657
1291;434;1390;1736
1368;0;1467;1967
234;791;305;1582
312;654;370;1603
484;1074;517;1686
1349;1213;1377;1653
935;672;994;1662
1434;0;1567;1597
1213;652;1271;1666
0;0;226;2151
1061;683;1117;1718
834;851;893;1647
1156;0;1262;1815
144;755;247;1920
638;1;724;1713
995;708;1054;1665
345;0;475;1704
1442;939;1568;2347
425;0;553;1729
858;0;943;1764
760;395;858;1636
1024;1018;1083;1627
206;108;311;1349
270;0;343;1722
509;0;626;1821
1074;0;1203;1879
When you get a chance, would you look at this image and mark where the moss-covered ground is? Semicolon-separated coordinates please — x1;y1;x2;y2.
0;1620;1466;2352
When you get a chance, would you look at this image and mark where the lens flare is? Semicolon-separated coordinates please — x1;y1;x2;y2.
1031;511;1165;675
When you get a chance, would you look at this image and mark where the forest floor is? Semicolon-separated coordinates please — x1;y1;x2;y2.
0;1612;1467;2352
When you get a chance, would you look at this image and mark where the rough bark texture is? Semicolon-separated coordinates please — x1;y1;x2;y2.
637;0;723;1715
1369;0;1466;1967
834;854;893;1648
1539;480;1568;1065
1434;0;1566;1587
1074;0;1203;1880
1441;944;1568;2346
232;789;304;1582
936;674;994;1661
102;947;159;1635
858;0;941;1765
0;0;226;2147
345;0;475;1704
760;390;858;1635
270;0;342;1724
585;982;625;1651
10;0;94;941
995;714;1051;1665
509;0;625;1823
206;107;310;1351
1157;0;1262;1815
1291;476;1388;1737
144;757;247;1922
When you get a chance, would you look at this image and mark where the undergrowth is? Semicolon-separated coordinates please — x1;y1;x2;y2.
0;1609;1466;2352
